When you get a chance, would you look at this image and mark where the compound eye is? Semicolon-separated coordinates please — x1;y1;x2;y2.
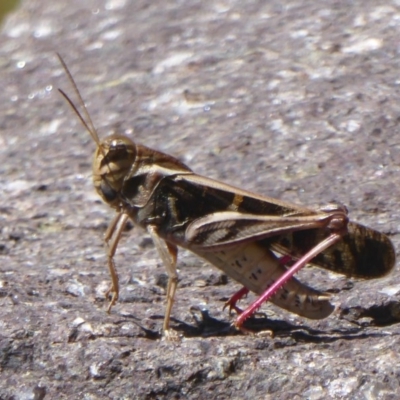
106;141;129;162
100;180;117;202
99;136;136;170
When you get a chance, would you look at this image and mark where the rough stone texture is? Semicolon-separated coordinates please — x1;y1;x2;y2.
1;1;400;399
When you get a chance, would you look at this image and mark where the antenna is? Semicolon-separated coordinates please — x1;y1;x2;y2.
57;53;101;146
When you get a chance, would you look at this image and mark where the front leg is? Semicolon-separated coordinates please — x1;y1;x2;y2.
147;225;179;338
104;212;129;312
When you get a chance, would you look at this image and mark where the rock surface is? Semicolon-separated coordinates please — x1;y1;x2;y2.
1;1;400;399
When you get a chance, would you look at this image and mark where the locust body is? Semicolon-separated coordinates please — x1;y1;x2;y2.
58;55;396;335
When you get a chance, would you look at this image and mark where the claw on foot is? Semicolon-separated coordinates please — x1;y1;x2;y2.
233;312;273;335
105;287;118;313
223;287;249;315
162;329;182;342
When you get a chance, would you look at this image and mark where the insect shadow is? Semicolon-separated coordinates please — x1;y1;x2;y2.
126;305;397;344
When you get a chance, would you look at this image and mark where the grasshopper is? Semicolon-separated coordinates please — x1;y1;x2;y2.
58;54;395;336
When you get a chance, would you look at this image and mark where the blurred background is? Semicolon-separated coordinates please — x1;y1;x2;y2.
0;0;20;25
